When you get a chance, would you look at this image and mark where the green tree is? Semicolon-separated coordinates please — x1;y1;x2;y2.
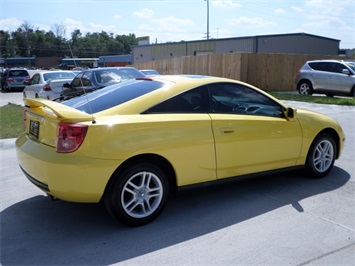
2;26;138;59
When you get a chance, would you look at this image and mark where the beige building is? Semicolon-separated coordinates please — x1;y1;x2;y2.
132;33;340;64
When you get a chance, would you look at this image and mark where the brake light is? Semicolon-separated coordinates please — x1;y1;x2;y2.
25;77;31;82
56;123;88;153
7;78;14;82
136;77;153;81
43;84;51;91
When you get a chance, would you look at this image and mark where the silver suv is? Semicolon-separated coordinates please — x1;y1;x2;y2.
295;60;355;97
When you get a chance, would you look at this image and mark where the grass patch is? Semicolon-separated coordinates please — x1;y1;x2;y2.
0;103;24;139
270;92;355;105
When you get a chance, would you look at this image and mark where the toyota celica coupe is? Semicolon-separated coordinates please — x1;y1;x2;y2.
16;75;345;226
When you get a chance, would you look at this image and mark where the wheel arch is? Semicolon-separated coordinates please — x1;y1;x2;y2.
297;78;313;88
102;153;177;202
312;128;341;159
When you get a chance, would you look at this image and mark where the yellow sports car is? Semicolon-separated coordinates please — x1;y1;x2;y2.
16;75;345;226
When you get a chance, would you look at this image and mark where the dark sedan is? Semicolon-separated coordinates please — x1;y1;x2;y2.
61;67;145;100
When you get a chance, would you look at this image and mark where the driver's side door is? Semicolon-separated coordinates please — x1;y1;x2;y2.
208;83;303;179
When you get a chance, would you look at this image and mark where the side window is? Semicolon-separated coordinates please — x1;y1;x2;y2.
333;63;348;74
210;83;285;118
31;74;40;85
71;72;84;87
309;62;321;71
81;71;92;86
145;86;209;113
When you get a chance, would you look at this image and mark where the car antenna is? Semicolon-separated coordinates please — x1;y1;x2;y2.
62;22;96;124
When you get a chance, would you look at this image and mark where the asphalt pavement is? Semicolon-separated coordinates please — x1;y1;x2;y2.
1;91;354;265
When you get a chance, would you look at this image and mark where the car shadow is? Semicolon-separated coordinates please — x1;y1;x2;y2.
0;166;350;265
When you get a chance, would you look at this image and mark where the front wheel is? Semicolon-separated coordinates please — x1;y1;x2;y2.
350;86;355;97
305;133;337;178
105;162;169;226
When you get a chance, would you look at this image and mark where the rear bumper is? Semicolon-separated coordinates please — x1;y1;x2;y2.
16;133;121;203
5;84;26;89
20;166;50;192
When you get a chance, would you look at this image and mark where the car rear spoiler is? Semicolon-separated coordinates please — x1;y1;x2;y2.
24;98;94;122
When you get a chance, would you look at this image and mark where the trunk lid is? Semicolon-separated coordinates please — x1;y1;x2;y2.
48;78;74;94
24;98;93;148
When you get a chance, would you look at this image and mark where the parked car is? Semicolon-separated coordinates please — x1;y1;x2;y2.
23;71;76;99
17;75;345;226
1;68;31;91
140;69;160;76
61;67;145;100
37;78;77;100
295;60;355;97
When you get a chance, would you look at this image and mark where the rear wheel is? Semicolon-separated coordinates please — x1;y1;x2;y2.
305;133;337;178
298;80;313;95
105;162;169;226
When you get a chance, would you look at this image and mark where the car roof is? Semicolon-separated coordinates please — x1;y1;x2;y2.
36;70;74;74
306;59;347;63
148;74;233;85
7;68;29;72
63;74;284;116
82;67;138;72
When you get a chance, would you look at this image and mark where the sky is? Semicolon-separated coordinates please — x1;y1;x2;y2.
1;0;354;49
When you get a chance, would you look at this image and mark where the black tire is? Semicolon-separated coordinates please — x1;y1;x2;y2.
105;162;169;226
297;80;313;95
350;86;355;97
305;133;337;178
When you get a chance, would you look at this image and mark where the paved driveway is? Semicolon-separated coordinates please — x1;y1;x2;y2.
0;91;24;106
1;96;354;265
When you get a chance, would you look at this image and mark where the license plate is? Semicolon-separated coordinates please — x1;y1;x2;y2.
29;120;40;139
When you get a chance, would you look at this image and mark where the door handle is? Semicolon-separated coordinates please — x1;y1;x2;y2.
220;127;234;134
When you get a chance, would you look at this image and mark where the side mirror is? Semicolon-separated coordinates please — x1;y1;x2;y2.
63;83;71;88
285;107;297;120
342;69;350;75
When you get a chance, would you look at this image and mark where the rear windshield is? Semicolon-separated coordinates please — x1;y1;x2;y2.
9;70;29;77
63;79;164;114
43;72;75;81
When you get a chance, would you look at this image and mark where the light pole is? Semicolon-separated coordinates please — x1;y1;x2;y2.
205;0;210;39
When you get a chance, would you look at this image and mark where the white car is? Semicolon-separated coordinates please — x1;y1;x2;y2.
23;71;76;99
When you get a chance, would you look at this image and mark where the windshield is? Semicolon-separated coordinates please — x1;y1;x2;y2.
94;68;146;84
63;79;164;114
345;62;355;72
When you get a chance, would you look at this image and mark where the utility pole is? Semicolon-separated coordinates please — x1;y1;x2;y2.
205;0;210;39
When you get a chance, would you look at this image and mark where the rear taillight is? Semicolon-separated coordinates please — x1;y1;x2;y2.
7;78;14;82
25;77;31;82
136;77;153;81
43;84;51;91
56;123;88;153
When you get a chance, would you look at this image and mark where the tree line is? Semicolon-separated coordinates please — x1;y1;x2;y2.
0;22;138;58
